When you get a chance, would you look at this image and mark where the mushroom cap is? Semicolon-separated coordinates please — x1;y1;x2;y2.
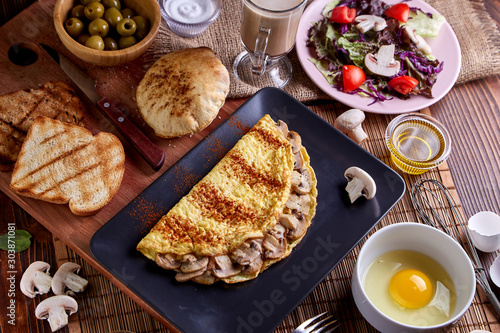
344;166;377;199
276;120;289;137
155;253;181;270
51;262;81;295
334;109;366;131
35;295;78;319
180;256;209;273
287;131;302;154
20;261;51;298
354;15;387;33
213;255;242;278
364;44;401;77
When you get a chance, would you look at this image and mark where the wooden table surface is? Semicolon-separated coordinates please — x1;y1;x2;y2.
1;0;500;332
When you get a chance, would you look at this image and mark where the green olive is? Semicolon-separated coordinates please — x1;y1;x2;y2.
85;35;105;50
88;18;109;37
121;8;135;19
132;15;149;40
104;7;123;28
102;0;121;10
118;35;137;49
71;5;86;19
65;17;84;37
81;0;101;5
103;37;118;50
116;18;136;37
84;2;105;20
77;34;91;45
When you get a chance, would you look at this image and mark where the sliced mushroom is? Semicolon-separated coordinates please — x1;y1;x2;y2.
192;271;219;285
279;213;309;240
155;253;181;270
213;255;242;278
293;150;304;170
291;168;314;194
344;166;377;203
243;256;264;275
287;131;302;154
364;44;401;77
334;109;368;145
354;15;387;33
276;120;289;137
285;193;312;215
263;232;287;259
179;255;209;273
230;239;262;265
35;295;78;332
269;223;287;239
404;26;432;55
20;261;53;298
175;268;207;282
51;262;88;296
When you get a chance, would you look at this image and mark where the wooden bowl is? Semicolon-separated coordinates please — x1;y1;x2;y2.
54;0;160;66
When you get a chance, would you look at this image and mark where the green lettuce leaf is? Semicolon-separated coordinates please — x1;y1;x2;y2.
322;0;341;18
406;11;446;38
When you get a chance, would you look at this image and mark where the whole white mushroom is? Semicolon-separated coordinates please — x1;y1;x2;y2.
35;295;78;332
334;109;368;144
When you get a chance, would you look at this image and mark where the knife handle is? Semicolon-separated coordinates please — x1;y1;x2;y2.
97;98;165;171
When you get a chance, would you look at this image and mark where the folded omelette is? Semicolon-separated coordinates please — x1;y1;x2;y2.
137;115;317;284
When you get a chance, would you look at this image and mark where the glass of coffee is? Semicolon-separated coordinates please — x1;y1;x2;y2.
233;0;307;89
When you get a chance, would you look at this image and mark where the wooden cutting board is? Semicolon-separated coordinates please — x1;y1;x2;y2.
0;0;242;330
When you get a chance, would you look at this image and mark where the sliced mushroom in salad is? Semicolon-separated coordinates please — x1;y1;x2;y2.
307;0;446;104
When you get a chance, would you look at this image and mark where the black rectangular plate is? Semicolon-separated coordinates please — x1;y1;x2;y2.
90;88;405;333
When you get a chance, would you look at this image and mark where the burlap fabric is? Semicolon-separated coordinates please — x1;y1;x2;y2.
154;0;500;101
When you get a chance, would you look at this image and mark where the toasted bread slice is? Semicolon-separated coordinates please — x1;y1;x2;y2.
0;81;85;170
10;117;125;216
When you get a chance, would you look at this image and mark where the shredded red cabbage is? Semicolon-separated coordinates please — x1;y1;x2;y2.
307;0;444;104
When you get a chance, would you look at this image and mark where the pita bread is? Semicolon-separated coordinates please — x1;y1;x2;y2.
136;47;230;138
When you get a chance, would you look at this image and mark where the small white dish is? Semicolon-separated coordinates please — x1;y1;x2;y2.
489;255;500;288
468;211;500;253
352;222;475;332
159;0;221;37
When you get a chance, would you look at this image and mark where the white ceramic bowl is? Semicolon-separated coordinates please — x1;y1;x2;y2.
159;0;222;37
352;222;475;332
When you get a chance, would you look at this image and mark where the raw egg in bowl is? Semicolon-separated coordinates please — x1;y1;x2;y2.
352;222;475;332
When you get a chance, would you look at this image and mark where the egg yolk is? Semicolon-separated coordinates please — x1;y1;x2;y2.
389;269;433;309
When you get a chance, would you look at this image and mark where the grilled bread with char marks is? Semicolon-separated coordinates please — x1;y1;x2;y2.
137;115;317;284
0;81;85;171
10;117;125;216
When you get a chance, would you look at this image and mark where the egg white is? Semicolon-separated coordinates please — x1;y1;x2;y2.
362;250;456;326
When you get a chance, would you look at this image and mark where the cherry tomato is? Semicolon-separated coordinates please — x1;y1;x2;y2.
384;3;410;22
388;76;419;94
343;65;366;92
330;6;356;24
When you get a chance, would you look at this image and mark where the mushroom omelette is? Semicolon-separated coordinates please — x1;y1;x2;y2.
137;115;317;284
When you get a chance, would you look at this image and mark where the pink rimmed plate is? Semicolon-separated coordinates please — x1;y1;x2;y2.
296;0;461;114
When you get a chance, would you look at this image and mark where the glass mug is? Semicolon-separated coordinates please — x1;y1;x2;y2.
233;0;307;88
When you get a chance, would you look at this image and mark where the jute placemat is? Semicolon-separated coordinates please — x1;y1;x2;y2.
149;0;500;101
55;105;498;333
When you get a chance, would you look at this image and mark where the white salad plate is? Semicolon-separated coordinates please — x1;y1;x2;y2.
296;0;461;114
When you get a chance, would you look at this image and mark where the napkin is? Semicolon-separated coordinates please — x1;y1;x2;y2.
153;0;500;101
